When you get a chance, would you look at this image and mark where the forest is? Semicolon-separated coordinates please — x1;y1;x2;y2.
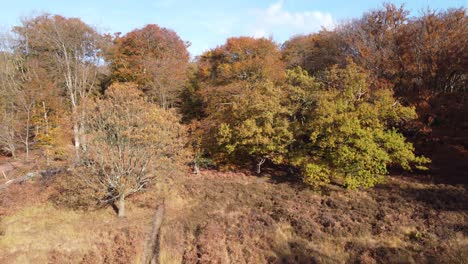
0;3;467;263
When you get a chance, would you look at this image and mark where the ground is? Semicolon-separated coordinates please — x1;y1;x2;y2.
159;169;467;264
0;164;466;263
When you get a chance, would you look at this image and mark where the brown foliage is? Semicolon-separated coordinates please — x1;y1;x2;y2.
398;8;467;94
81;82;186;216
13;14;106;159
339;4;467;95
109;24;190;109
49;169;100;210
197;37;285;85
282;30;347;75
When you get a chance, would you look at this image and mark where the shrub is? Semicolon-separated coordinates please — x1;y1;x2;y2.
50;169;100;210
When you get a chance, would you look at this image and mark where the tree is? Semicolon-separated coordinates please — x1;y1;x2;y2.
14;14;105;160
288;62;430;189
203;80;293;172
399;8;467;94
338;4;467;95
82;83;185;217
197;37;285;85
282;30;347;75
180;63;205;122
109;24;189;109
0;33;37;159
339;3;409;88
0;41;19;158
195;37;291;172
0;109;17;158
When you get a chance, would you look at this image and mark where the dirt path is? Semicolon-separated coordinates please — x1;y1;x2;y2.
142;203;165;264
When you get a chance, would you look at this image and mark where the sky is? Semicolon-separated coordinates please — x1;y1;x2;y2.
1;0;466;56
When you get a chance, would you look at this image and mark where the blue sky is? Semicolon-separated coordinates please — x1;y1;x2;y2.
1;0;466;56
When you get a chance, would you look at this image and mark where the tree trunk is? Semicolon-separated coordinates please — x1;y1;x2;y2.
256;158;266;174
24;107;31;161
73;122;81;161
118;194;126;218
78;111;87;152
9;142;16;159
42;102;50;166
193;162;200;174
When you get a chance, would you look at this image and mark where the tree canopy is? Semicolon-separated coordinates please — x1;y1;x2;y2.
109;24;190;108
287;62;430;188
4;5;466;194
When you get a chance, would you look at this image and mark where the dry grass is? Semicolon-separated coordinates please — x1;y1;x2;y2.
0;204;94;262
154;170;467;264
0;179;157;264
0;153;466;263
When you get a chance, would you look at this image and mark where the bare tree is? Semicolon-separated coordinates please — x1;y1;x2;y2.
0;31;52;161
82;83;185;217
0;111;17;158
0;33;32;159
14;14;105;161
0;34;17;158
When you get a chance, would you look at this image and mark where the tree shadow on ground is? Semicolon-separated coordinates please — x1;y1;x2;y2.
373;181;467;212
428;142;468;187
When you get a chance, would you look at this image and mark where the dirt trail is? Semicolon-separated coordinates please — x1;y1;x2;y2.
142;203;165;264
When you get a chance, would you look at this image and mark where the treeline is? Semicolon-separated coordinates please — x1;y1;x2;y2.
183;4;465;188
0;4;466;214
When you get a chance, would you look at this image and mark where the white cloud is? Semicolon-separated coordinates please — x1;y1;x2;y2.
251;1;334;39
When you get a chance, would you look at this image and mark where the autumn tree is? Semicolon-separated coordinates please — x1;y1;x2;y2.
82;83;185;217
339;3;409;89
197;37;285;85
180;63;205;122
282;30;347;75
0;33;39;159
14;14;105;160
399;8;467;94
0;38;19;157
288;62;430;189
195;37;291;172
338;4;467;96
203;80;293;172
109;24;189;109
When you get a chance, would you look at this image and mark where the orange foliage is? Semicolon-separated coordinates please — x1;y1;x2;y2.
109;24;190;108
197;37;285;85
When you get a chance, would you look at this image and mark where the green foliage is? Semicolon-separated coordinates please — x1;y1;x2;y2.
196;45;429;188
302;163;331;188
288;62;430;189
205;79;293;166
